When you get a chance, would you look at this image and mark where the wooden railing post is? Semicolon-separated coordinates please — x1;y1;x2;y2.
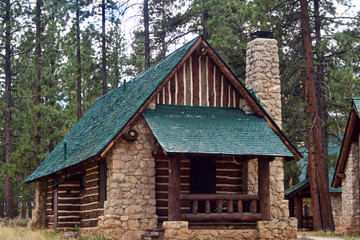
258;156;270;220
168;154;183;221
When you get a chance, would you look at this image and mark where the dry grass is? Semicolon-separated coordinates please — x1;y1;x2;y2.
0;227;63;240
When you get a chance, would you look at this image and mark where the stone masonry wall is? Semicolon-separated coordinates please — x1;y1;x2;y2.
98;116;158;240
336;142;360;236
28;180;48;229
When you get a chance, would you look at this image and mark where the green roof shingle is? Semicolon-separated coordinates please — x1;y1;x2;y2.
25;37;200;182
143;104;293;157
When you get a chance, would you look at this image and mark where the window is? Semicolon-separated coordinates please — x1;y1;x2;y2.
99;162;107;203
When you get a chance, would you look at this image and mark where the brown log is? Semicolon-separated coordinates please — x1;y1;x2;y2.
223;78;229;107
168;154;183;220
227;200;233;213
215;70;221;107
170;76;176;104
258;157;270;220
181;194;258;201
205;200;210;214
217;200;223;213
53;188;58;231
296;197;303;228
289;198;294;217
177;69;184;105
164;79;169;104
201;55;207;106
181;213;262;221
250;200;257;213
192;55;199;106
208;59;214;106
81;220;98;228
185;58;191;105
192;200;198;214
153;142;168;160
237;200;242;213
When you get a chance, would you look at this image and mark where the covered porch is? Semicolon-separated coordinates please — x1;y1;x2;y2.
143;105;296;227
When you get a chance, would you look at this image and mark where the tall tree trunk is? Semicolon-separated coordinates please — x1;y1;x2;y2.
101;0;107;95
0;202;4;218
314;0;328;163
76;0;82;120
4;0;17;219
144;0;150;69
300;0;334;230
28;201;32;218
34;0;42;161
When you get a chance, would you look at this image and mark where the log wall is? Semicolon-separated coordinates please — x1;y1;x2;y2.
45;160;104;230
156;52;246;108
155;156;243;223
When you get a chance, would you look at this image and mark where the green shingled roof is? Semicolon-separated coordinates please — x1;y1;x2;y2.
25;37;200;182
285;170;341;197
143;104;293;157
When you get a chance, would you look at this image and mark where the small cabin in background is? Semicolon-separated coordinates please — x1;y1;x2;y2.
332;98;360;236
27;35;301;240
285;171;342;229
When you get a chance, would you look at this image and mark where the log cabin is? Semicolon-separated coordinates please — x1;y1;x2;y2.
26;34;301;239
332;98;360;236
285;170;342;230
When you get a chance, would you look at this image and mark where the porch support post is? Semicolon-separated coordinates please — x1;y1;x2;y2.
168;154;182;221
258;156;270;220
289;198;295;217
296;197;303;228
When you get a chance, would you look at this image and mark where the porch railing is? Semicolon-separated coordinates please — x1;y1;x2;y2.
180;194;262;222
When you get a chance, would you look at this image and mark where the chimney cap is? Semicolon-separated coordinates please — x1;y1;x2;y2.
250;31;273;40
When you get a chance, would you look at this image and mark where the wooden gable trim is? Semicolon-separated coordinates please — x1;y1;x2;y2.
100;37;203;158
202;40;302;161
332;108;358;188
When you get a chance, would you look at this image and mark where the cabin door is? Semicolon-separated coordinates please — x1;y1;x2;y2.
190;157;216;212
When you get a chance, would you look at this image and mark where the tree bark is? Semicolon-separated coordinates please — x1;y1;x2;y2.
76;0;82;120
34;0;42;163
101;0;107;95
4;0;17;219
314;0;328;163
144;0;150;69
300;0;334;230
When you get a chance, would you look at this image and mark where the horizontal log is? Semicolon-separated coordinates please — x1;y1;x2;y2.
80;210;102;219
81;195;98;205
181;194;259;201
80;203;101;211
57;222;80;228
81;220;98;228
216;186;243;193
156;200;191;208
216;178;243;185
216;171;242;178
156;169;190;176
57;205;80;211
156;184;190;192
82;188;99;196
181;213;262;222
156;177;191;184
85;180;98;188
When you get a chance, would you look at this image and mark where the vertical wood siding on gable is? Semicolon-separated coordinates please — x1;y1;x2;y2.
156;53;243;108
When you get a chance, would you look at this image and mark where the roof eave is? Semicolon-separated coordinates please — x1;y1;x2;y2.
332;106;358;188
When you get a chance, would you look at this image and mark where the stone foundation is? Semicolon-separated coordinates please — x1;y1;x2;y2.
335;216;360;236
163;218;297;240
257;218;297;240
163;221;258;240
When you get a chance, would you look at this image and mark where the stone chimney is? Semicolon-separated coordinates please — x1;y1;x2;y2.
245;32;282;128
245;32;289;220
